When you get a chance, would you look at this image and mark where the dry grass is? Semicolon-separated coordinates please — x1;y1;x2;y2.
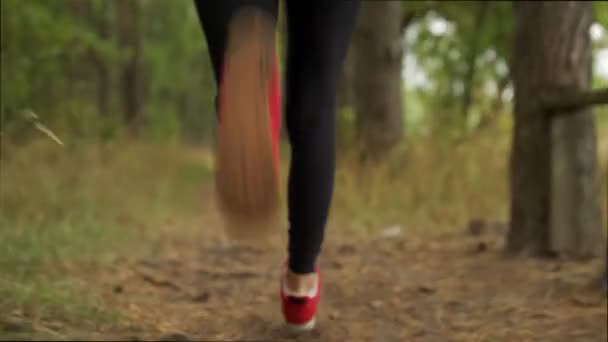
0;114;606;337
331;115;608;237
0;138;213;333
331;121;512;236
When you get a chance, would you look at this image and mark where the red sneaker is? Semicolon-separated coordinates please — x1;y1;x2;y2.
280;265;321;331
215;7;282;225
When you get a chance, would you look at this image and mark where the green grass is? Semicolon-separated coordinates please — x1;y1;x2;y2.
0;138;212;335
0;275;117;330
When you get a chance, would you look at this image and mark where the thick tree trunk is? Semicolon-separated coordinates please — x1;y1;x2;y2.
507;1;603;258
353;1;404;161
550;110;601;257
116;0;144;136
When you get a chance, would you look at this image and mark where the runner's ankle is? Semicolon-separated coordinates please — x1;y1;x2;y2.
285;269;318;296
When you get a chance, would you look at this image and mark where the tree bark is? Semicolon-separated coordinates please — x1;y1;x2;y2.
116;0;144;136
353;1;404;161
507;1;603;258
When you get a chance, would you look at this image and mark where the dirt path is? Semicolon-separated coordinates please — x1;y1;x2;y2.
90;216;606;342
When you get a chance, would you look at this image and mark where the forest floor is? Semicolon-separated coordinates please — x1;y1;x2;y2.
1;140;607;341
3;209;606;342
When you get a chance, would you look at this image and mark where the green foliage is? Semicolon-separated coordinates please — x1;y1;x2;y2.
595;1;608;27
1;0;216;143
407;1;513;139
141;0;216;141
2;0;607;145
405;1;607;141
2;1;75;116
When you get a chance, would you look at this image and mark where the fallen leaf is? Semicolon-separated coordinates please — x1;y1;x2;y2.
381;225;402;238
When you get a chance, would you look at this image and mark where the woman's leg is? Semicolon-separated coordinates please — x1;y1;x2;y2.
193;0;278;87
284;1;361;276
194;0;283;227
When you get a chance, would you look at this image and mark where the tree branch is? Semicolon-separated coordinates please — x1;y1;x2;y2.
542;88;608;115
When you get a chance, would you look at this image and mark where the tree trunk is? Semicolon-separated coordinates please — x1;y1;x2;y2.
507;1;603;258
116;0;144;136
67;0;91;99
353;1;404;161
95;0;111;117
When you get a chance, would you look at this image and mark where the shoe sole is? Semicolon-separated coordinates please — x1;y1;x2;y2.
215;7;280;233
285;317;316;331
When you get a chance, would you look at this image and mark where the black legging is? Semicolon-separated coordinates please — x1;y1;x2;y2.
194;0;360;274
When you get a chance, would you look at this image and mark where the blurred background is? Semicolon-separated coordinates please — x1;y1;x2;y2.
0;1;607;340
